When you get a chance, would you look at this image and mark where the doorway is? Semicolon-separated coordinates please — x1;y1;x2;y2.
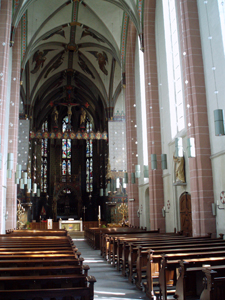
180;192;192;236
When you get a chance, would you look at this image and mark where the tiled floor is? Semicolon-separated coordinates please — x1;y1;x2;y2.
73;238;149;300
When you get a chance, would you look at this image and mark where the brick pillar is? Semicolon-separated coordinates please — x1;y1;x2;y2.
6;23;21;230
0;0;13;233
143;0;165;232
177;0;216;236
125;21;139;227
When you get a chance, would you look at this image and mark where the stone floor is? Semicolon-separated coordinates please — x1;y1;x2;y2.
73;237;149;300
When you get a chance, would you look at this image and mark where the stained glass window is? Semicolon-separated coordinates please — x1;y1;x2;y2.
86;119;93;192
62;116;71;176
41;121;48;193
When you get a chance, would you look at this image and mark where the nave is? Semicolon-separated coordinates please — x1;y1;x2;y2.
74;237;149;300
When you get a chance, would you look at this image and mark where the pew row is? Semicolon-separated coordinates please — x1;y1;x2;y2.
0;229;96;300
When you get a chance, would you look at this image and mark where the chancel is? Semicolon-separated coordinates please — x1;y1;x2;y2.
2;1;225;299
0;0;224;250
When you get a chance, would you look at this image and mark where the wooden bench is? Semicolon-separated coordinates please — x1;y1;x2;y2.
200;268;225;300
105;229;161;258
0;230;96;300
174;261;225;300
125;235;216;283
99;227;154;258
113;232;212;273
151;252;225;300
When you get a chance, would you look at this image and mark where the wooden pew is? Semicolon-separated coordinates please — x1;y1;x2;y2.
174;261;225;300
116;233;213;271
100;227;155;258
200;268;225;300
0;280;96;300
0;230;96;300
125;235;217;283
151;253;225;300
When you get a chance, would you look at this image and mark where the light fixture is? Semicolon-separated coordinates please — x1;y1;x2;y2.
144;165;149;178
16;164;22;179
107;182;111;193
175;137;183;157
131;172;135;184
15;172;19;184
33;183;37;194
161;154;167;170
214;109;225;136
27;178;31;191
100;188;103;196
37;188;41;197
124;172;128;184
7;170;12;179
19;178;24;189
135;165;140;178
151;154;157;170
5;211;8;220
7;153;13;170
116;178;120;189
23;172;27;184
187;138;196;158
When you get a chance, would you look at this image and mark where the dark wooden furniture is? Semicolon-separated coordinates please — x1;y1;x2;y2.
0;229;96;300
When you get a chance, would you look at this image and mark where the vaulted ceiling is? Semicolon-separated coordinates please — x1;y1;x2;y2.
11;0;143;131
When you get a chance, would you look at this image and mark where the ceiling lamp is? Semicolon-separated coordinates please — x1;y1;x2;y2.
151;154;157;170
144;165;149;178
123;172;128;184
214;109;225;136
161;154;167;170
100;188;104;197
175;137;183;157
7;153;13;170
135;165;140;178
131;172;135;184
16;164;22;179
19;178;24;189
23;172;27;185
187;137;196;158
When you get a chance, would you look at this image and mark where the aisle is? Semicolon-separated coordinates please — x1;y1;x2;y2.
73;238;149;300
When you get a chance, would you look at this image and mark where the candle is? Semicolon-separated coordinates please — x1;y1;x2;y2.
98;205;101;219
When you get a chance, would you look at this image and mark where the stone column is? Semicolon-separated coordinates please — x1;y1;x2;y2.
177;0;216;236
0;0;13;233
143;0;165;232
6;22;21;230
125;21;139;227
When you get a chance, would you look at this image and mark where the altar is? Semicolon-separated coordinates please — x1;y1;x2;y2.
59;219;83;231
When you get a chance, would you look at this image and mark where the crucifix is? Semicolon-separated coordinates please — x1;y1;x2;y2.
82;206;87;222
58;102;80;127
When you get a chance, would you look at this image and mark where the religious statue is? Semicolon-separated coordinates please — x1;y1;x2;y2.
58;102;79;126
80;107;86;129
173;155;185;183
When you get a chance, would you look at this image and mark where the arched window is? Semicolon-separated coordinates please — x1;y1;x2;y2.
86;120;93;192
41;121;48;193
62;116;71;176
218;0;225;55
163;0;185;138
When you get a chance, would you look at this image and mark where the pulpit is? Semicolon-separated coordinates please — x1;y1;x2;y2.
59;219;83;231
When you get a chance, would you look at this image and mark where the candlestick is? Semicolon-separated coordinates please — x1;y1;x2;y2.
98;205;101;219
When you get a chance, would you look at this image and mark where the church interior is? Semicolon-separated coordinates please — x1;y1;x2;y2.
0;0;225;239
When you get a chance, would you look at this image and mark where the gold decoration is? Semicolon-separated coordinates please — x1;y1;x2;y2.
17;200;25;230
118;201;128;224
